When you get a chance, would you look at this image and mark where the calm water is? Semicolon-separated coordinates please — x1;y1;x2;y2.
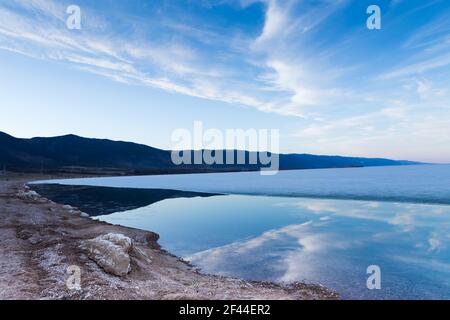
35;164;450;205
32;165;450;299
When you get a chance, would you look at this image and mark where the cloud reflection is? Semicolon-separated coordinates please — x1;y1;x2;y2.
186;197;450;298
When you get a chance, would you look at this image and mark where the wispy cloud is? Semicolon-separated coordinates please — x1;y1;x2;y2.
0;0;274;113
0;0;363;118
1;0;450;160
381;53;450;79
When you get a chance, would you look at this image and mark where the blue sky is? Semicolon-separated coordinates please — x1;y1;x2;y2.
0;0;449;162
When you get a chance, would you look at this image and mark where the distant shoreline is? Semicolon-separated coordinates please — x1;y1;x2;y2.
0;130;423;176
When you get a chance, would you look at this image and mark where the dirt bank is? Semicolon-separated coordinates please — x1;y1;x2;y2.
0;173;339;300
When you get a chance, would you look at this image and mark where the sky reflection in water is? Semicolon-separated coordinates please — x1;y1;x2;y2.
95;194;450;299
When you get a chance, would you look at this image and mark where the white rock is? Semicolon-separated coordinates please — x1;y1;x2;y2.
27;190;39;197
80;212;89;218
83;233;133;276
98;233;133;252
17;190;40;200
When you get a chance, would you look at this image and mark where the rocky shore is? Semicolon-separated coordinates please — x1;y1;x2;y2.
0;173;339;300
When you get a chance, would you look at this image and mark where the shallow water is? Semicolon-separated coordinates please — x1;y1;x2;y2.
32;164;450;299
90;195;449;299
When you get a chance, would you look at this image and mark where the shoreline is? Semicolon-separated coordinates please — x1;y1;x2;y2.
0;172;339;300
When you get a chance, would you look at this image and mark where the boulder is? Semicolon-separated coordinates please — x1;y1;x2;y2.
17;189;40;200
82;233;133;276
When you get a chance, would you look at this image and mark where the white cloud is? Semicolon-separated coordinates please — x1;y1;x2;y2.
1;0;450;161
381;53;450;79
255;0;289;43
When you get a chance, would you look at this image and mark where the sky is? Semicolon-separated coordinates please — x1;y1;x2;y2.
0;0;449;162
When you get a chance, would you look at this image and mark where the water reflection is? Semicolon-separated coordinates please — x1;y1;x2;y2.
32;184;219;216
184;198;450;299
31;184;450;299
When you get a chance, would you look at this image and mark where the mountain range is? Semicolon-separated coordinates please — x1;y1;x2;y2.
0;131;421;174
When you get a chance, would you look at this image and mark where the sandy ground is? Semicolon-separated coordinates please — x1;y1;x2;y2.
0;173;339;300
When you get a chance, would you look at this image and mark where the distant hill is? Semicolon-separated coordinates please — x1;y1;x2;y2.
0;131;421;174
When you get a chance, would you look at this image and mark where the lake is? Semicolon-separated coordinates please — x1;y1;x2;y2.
31;164;450;299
